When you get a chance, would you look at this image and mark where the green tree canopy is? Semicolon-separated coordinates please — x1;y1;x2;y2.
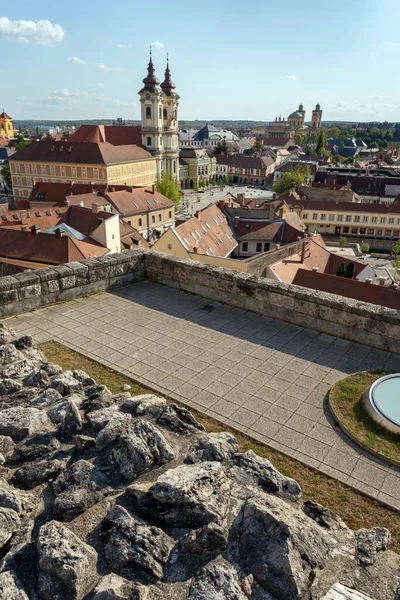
392;240;400;256
213;139;229;155
272;165;311;194
315;130;327;155
0;162;11;190
155;172;181;209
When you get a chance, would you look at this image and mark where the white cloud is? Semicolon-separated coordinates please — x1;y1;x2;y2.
286;75;296;80
118;44;131;49
96;62;113;72
0;16;64;46
69;56;86;65
96;82;104;87
150;41;164;51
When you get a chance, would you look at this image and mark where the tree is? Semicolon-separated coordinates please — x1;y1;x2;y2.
14;135;30;152
338;237;347;248
392;240;400;256
272;165;311;194
253;141;265;156
243;148;255;156
315;129;327;155
336;261;355;279
294;133;306;147
155;172;181;208
0;162;11;190
213;139;228;155
360;242;370;254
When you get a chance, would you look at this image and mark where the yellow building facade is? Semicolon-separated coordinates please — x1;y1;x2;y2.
0;112;14;139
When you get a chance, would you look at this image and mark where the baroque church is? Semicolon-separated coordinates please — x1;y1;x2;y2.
266;104;322;139
139;50;180;179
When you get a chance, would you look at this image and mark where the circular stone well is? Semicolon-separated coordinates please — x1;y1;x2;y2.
363;374;400;434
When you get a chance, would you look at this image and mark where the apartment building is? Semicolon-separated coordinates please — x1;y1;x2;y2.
288;199;400;239
8;141;157;199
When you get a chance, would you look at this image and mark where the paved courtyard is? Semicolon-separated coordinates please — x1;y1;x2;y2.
3;281;400;511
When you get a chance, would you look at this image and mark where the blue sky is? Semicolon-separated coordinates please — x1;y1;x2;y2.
1;1;399;122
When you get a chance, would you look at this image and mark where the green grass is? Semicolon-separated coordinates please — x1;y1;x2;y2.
331;371;400;463
39;341;400;553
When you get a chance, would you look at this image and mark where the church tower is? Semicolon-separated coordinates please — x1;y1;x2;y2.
312;103;322;130
139;50;180;179
0;111;14;139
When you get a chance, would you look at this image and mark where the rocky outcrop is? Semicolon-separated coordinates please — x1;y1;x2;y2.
0;323;398;600
37;521;98;600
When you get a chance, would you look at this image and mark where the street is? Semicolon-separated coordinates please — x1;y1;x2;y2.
179;184;275;215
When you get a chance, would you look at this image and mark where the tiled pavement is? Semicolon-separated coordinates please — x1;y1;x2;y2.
3;281;400;511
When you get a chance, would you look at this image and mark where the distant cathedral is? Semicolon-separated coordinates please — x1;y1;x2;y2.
0;111;14;139
266;104;322;139
139;50;180;179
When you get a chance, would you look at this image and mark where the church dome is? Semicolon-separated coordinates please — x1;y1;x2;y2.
288;111;303;119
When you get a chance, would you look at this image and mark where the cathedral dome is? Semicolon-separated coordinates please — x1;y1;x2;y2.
288;111;303;119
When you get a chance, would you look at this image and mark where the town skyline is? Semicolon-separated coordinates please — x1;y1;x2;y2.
2;0;399;122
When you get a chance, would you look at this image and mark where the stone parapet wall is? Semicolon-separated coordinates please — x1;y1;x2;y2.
1;248;400;353
145;251;400;354
0;251;146;319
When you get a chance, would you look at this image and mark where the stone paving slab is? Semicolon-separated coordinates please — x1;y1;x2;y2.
3;280;400;511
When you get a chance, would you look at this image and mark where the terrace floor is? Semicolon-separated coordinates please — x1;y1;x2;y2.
3;281;400;511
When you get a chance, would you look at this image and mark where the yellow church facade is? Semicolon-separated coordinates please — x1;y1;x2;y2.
0;112;14;139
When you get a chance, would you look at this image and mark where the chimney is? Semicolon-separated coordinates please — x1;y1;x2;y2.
195;210;201;219
234;216;240;228
237;193;245;206
312;265;319;272
20;211;28;225
54;228;64;239
379;276;387;287
301;239;307;263
30;225;40;235
193;246;198;253
152;184;155;193
79;201;84;207
92;203;101;214
365;277;373;284
390;282;398;290
275;242;281;249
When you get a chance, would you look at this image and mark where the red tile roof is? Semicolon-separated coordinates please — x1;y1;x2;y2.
119;220;150;249
260;137;292;147
174;205;237;257
286;198;400;214
69;125;142;146
228;155;275;169
29;182;129;207
0;112;11;120
103;187;174;216
9;141;152;165
293;268;400;310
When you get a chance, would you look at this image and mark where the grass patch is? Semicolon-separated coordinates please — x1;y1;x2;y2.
39;341;400;553
331;371;400;462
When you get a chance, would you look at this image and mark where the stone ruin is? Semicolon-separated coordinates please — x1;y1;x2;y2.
0;322;398;600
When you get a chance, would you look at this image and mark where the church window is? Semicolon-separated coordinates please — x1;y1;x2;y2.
159;107;162;118
146;106;151;118
173;161;176;173
160;137;162;146
147;137;152;146
163;108;167;119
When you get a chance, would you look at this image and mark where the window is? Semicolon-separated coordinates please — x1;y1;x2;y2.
146;106;151;118
94;169;99;179
376;229;383;235
138;218;142;227
71;167;76;177
343;227;349;233
242;242;248;252
82;167;87;178
351;228;358;234
312;213;318;220
158;214;162;222
168;211;172;219
397;218;400;225
50;166;55;176
329;214;335;221
359;228;366;235
152;215;155;224
25;165;30;174
320;214;326;221
146;136;152;146
163;108;167;119
117;167;121;176
264;242;270;252
389;218;394;224
60;167;65;176
345;215;352;222
371;216;377;223
15;164;20;174
362;216;368;223
367;229;374;235
354;216;360;223
385;229;392;236
17;177;22;185
256;242;262;252
41;166;47;175
337;214;343;221
395;230;400;237
27;178;32;187
380;217;386;224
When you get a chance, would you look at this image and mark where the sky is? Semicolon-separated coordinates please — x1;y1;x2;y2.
1;1;400;123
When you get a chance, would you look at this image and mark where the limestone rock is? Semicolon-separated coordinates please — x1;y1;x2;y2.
13;335;33;350
123;394;166;418
236;450;301;501
12;434;61;463
49;394;83;425
29;387;63;408
0;570;29;600
92;573;150;600
74;434;96;452
0;325;16;346
156;403;205;435
83;384;113;412
0;407;47;441
0;343;23;366
178;522;227;559
23;368;50;388
0;379;22;397
53;460;102;521
95;414;133;451
303;500;348;531
239;496;338;599
107;419;175;481
122;384;131;392
185;432;239;463
0;507;20;548
355;527;391;566
321;583;376;600
138;462;230;526
73;369;96;386
58;399;83;437
0;481;37;516
188;563;248;600
0;435;14;456
102;505;174;580
87;405;126;431
37;520;98;600
50;372;82;396
11;458;67;489
42;362;63;377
